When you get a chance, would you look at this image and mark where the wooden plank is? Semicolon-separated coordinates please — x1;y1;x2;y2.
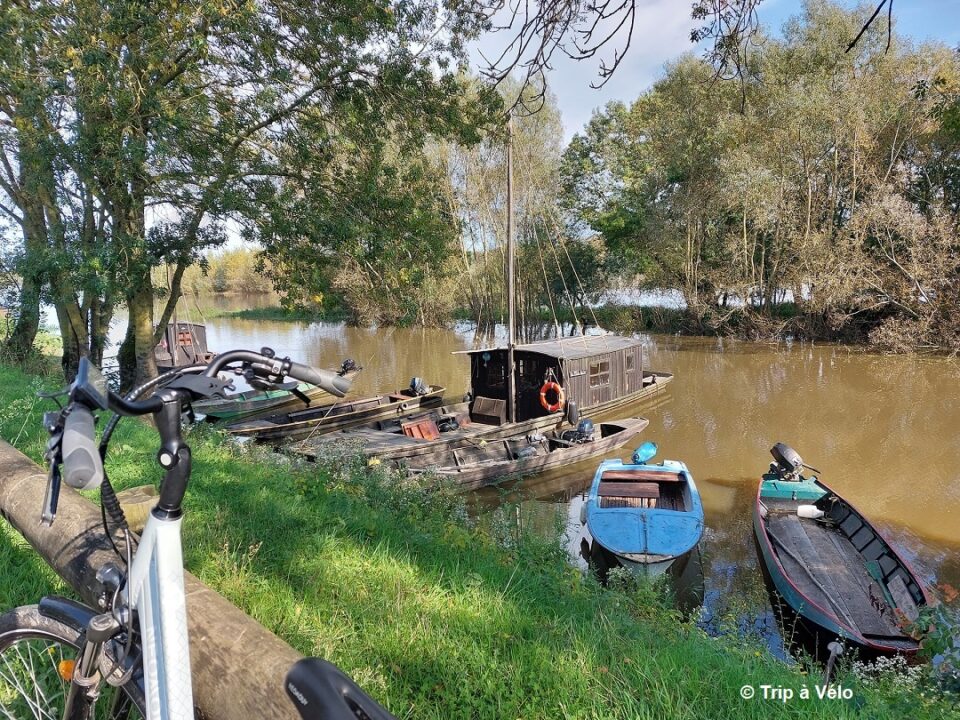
888;576;920;622
598;482;659;499
401;419;440;440
601;470;682;483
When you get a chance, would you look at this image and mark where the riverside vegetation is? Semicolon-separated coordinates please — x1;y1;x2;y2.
1;361;958;719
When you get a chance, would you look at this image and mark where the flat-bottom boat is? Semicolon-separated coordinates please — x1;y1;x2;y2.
753;443;930;657
224;383;445;441
392;417;649;492
581;443;704;577
195;383;334;422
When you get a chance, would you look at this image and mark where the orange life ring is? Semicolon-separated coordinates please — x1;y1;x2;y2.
539;381;565;413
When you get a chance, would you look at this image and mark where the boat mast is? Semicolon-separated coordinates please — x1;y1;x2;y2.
506;114;517;424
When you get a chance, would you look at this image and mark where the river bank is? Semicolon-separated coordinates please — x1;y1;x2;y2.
201;295;942;353
0;361;956;718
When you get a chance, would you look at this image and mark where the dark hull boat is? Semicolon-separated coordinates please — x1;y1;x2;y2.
389;418;649;492
224;385;445;441
195;363;361;422
581;445;704;578
753;443;930;657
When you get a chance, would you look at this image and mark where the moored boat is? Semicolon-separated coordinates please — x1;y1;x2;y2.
753;443;930;657
391;417;649;492
289;336;671;463
195;361;360;422
224;381;445;441
581;442;704;577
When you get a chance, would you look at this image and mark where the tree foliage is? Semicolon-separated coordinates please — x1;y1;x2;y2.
561;0;960;349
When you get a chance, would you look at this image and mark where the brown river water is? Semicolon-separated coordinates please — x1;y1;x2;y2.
139;296;960;649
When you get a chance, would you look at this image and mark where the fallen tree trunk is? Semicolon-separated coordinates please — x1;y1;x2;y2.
0;440;302;719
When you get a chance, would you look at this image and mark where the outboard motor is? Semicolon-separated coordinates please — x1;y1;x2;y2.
409;377;428;396
339;358;358;376
561;418;595;444
770;442;803;480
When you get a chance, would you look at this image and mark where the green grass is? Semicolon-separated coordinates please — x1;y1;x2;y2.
1;361;957;718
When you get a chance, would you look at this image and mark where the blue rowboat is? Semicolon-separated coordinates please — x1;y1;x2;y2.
582;442;704;576
753;443;930;657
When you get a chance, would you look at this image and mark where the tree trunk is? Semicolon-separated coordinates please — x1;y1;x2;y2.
4;232;44;360
120;276;157;391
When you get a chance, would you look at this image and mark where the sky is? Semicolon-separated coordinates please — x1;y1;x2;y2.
471;0;960;142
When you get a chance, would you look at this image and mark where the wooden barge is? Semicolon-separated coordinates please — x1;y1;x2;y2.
290;335;670;462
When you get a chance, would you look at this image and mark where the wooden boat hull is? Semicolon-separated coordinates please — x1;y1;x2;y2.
394;418;649;491
195;383;335;422
224;386;445;441
753;474;929;656
290;371;672;462
584;458;704;573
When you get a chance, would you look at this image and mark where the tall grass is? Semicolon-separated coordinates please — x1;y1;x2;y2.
1;362;956;719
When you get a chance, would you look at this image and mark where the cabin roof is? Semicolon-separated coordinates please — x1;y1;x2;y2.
459;335;641;361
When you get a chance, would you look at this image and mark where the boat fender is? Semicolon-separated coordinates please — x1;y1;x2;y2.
797;505;824;519
539;381;565;413
579;503;587;525
566;400;579;426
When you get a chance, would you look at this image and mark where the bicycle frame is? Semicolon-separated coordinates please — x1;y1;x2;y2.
125;511;193;719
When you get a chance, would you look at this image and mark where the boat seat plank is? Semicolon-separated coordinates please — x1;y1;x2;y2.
597;482;660;499
600;470;682;483
888;576;920;623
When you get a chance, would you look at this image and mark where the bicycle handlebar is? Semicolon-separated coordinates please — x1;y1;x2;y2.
202;350;351;398
61;406;104;490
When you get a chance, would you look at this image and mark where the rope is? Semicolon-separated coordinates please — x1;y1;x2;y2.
533;229;561;339
545;211;614;358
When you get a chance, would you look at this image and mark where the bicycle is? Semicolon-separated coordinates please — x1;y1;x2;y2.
0;349;397;720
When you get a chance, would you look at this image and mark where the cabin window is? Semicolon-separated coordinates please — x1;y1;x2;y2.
589;360;610;387
484;363;506;389
625;352;635;372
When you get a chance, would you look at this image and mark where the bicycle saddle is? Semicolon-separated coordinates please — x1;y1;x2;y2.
286;658;398;720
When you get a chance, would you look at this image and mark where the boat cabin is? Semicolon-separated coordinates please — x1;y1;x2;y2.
465;335;645;424
155;322;214;371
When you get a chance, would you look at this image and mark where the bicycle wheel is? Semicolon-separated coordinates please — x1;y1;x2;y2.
0;605;145;720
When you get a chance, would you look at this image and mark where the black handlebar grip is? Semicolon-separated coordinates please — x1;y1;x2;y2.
62;406;104;490
287;362;352;397
285;658;397;720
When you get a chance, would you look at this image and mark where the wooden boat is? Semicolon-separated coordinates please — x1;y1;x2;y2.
289;336;671;462
389;417;649;492
224;384;445;441
194;361;361;422
581;443;704;577
753;443;930;656
194;383;338;422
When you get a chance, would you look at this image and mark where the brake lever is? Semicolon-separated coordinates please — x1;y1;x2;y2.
41;410;65;526
40;460;62;527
